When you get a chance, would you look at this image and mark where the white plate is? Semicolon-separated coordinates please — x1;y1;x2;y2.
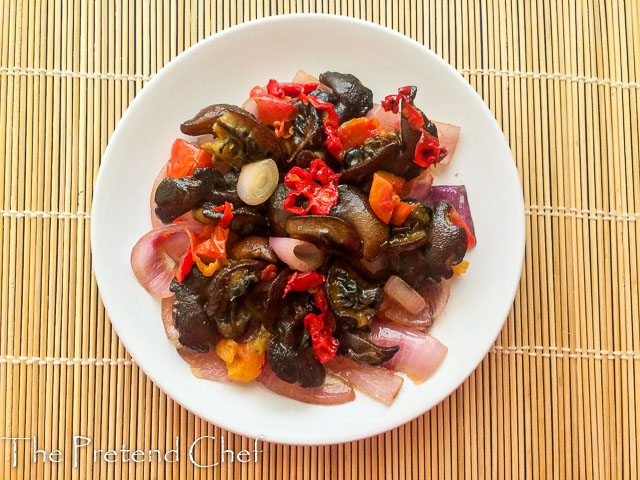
92;14;524;445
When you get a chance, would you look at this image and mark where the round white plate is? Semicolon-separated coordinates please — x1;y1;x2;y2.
92;14;524;445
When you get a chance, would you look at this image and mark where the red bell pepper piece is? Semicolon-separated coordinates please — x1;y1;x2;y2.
181;204;234;277
166;139;213;178
175;249;193;284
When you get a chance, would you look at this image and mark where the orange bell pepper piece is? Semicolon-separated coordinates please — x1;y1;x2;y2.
369;172;418;225
337;117;379;151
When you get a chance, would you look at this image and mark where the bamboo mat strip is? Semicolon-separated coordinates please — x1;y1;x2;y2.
1;1;639;479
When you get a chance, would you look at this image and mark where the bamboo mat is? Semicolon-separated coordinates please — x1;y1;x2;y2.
1;1;638;478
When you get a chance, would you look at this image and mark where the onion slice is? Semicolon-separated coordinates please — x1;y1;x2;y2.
269;237;325;271
428;185;475;237
402;170;433;202
161;296;179;341
292;69;332;93
241;98;259;117
150;162;169;228
366;104;400;132
325;356;403;406
258;364;355;405
434;121;461;164
178;346;229;382
379;279;452;329
130;221;203;298
370;321;447;384
383;275;426;315
237;158;279;205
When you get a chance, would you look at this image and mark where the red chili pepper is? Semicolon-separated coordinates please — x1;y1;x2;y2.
283;159;340;215
381;86;425;131
306;95;344;160
448;207;476;249
283;271;338;363
304;311;339;363
266;79;318;98
414;130;447;168
260;264;277;281
253;81;342;159
212;202;234;228
282;271;326;297
176;249;193;284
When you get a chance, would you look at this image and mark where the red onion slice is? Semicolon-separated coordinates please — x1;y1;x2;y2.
130;221;203;298
428;185;475;237
291;69;332;93
269;237;325;271
178;346;229;382
366;104;400;132
258;364;355;405
161;296;179;341
370;321;447;384
379;279;451;329
357;254;389;276
150;162;169;228
403;170;433;202
325;356;403;406
241;98;259;117
195;134;216;148
434;121;460;165
383;275;426;315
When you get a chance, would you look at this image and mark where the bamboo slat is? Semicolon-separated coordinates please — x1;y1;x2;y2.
1;1;639;478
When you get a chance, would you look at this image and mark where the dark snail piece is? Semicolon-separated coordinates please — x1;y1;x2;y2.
267;183;295;237
203;260;265;320
318;72;374;123
384;201;432;254
285;215;363;258
334;328;399;366
169;274;217;353
204;110;285;169
420;201;468;281
266;293;326;388
228;236;278;263
330;185;389;260
154;167;239;223
180;103;251;136
201;204;269;236
279;100;325;167
339;134;401;185
325;261;383;329
388;201;467;288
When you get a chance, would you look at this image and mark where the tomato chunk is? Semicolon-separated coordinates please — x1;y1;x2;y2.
166;139;212;178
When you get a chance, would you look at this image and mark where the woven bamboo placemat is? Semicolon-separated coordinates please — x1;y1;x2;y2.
1;1;638;478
